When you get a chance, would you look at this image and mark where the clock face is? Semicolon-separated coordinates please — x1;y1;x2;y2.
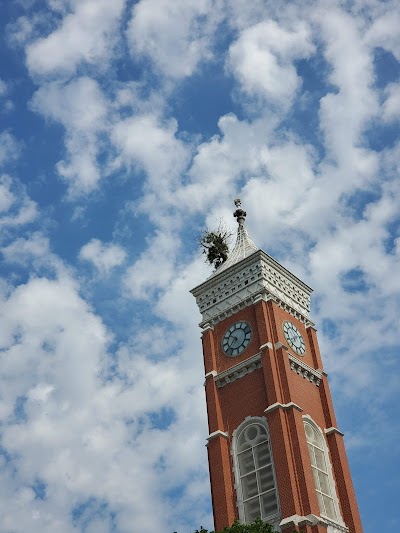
283;321;306;356
222;321;252;357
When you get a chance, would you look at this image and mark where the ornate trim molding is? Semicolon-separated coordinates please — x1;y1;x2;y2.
201;323;214;333
288;353;323;386
191;250;314;328
325;427;345;437
280;514;314;528
275;341;288;350
280;514;348;533
264;402;303;414
215;353;262;388
206;430;229;441
259;342;273;350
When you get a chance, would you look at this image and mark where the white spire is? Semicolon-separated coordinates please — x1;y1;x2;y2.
213;199;258;276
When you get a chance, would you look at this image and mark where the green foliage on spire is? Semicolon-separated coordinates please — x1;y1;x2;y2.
198;221;233;270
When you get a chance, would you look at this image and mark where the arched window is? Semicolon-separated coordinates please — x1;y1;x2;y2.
233;418;280;524
304;419;340;522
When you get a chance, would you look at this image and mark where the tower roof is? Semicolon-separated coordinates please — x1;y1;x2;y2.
211;199;258;276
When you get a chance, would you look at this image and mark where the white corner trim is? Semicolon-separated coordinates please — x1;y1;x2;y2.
280;514;348;532
259;342;273;350
201;323;214;332
325;427;345;437
288;352;323;386
204;370;218;379
274;341;288;350
215;353;262;388
280;514;314;528
206;430;229;441
265;402;303;414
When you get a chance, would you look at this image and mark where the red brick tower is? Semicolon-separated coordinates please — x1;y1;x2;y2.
191;200;363;533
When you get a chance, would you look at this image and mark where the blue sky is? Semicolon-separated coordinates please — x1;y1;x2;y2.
0;0;399;531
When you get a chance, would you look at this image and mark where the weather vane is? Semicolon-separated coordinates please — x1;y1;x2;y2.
233;198;246;224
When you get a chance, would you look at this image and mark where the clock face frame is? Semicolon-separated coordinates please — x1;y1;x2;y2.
283;320;306;356
222;321;252;357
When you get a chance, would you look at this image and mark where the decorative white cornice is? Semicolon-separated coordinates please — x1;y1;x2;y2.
259;342;273;350
280;514;348;533
191;249;314;328
280;514;314;528
274;341;288;350
214;353;262;388
288;353;323;387
204;370;217;379
264;402;303;414
206;430;228;441
201;323;214;333
325;427;345;437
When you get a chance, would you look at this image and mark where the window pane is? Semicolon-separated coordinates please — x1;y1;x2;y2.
258;466;275;493
242;472;258;499
314;447;326;471
318;471;330;495
308;444;316;466
260;491;278;518
254;442;271;468
244;497;261;522
311;466;320;490
316;490;324;512
246;425;259;441
322;495;337;520
238;448;255;475
305;423;314;442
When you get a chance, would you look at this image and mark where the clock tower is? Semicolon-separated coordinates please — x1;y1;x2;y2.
190;200;363;533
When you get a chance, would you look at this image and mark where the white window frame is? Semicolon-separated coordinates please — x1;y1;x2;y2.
231;416;281;527
303;415;344;526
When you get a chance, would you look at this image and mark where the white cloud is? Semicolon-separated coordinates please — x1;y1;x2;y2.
364;7;400;61
0;175;15;213
31;77;108;195
316;8;378;166
382;83;400;122
0;79;7;97
112;113;189;183
0;175;38;228
0;132;20;167
1;233;50;264
124;230;179;299
79;239;127;276
127;0;218;79
26;0;125;77
0;264;210;532
228;19;315;107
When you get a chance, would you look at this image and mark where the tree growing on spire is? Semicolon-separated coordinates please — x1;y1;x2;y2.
198;220;233;270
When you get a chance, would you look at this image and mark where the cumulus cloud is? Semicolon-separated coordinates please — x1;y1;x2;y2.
316;8;379;166
79;239;127;276
1;0;400;531
382;83;400;122
26;0;125;77
127;0;218;79
31;77;108;195
228;19;315;107
112;113;188;184
0;132;20;167
364;7;400;61
0;175;38;228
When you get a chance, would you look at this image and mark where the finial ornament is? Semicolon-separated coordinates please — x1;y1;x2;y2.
233;198;247;225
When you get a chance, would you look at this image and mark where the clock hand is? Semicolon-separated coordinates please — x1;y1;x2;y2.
229;335;237;347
